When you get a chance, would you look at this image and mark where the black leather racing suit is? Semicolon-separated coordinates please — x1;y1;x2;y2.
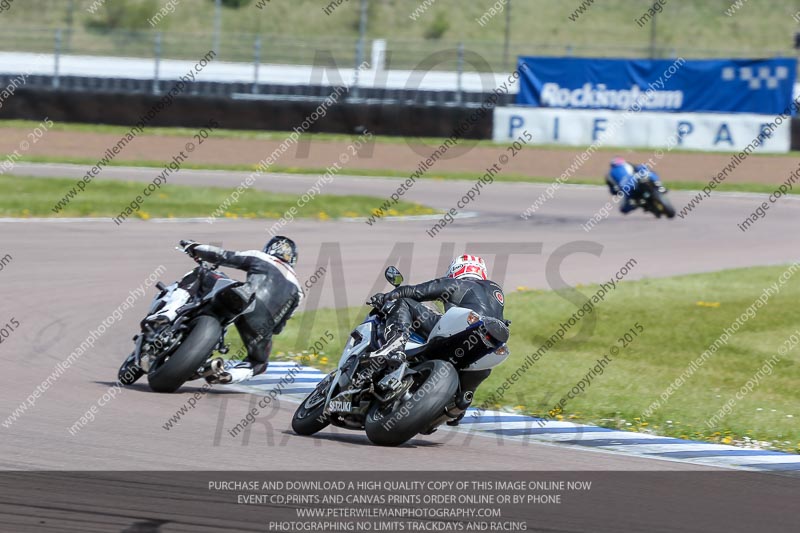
382;277;506;395
192;245;303;375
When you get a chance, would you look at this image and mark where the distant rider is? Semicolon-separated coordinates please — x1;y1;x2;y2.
367;255;506;424
607;157;660;214
181;236;303;384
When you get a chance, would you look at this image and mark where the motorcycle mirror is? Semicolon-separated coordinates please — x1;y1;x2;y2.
385;266;404;287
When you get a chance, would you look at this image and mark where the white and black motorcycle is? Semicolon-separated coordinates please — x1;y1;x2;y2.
292;267;511;446
117;241;255;393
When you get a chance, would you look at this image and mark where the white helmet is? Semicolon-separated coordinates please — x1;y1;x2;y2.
446;255;488;281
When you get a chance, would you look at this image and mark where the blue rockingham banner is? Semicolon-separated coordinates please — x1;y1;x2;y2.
516;56;797;116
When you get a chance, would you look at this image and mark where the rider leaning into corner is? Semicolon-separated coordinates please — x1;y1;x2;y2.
181;236;303;385
607;157;660;214
367;254;505;425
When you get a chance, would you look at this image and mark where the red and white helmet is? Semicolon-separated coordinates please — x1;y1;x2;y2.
446;255;488;281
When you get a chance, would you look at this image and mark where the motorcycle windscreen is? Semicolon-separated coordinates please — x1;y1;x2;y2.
337;321;374;370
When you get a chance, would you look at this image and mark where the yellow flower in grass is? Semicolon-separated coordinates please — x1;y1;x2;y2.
722;436;732;444
317;212;330;221
344;211;359;217
158;193;168;199
136;211;151;220
388;208;400;216
320;357;328;364
696;301;721;308
22;209;30;217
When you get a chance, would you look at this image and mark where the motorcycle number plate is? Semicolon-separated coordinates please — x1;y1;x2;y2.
329;400;352;412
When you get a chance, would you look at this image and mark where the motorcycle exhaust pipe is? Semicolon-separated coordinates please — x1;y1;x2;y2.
445;391;474;419
455;391;473;411
200;358;225;378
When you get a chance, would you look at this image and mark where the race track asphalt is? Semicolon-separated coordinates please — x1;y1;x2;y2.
2;163;799;472
3;163;799;530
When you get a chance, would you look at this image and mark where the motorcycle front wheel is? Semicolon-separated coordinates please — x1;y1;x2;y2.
364;359;459;447
655;191;676;219
118;351;144;385
292;373;334;436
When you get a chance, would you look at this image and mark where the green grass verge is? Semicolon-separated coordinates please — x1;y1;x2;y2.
0;174;436;219
231;265;800;453
8;153;798;196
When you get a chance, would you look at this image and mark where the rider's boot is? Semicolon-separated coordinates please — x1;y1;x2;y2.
371;325;410;363
206;360;255;385
620;197;637;215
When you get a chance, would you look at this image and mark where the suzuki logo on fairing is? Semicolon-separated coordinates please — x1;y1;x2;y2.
329;401;351;412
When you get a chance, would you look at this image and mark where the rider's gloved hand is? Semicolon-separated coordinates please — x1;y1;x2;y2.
367;293;386;308
179;240;199;255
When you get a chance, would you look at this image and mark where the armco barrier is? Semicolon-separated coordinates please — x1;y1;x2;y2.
0;74;514;108
0;89;493;140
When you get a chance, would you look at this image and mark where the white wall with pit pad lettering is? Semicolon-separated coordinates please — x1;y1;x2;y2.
493;107;791;153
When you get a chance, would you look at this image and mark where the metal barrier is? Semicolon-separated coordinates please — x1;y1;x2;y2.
0;73;514;108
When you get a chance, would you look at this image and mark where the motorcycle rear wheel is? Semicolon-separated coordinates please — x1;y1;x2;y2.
364;360;459;447
147;315;222;393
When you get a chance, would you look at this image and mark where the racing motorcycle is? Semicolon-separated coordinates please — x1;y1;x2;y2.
292;267;511;446
117;241;255;393
634;172;676;219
